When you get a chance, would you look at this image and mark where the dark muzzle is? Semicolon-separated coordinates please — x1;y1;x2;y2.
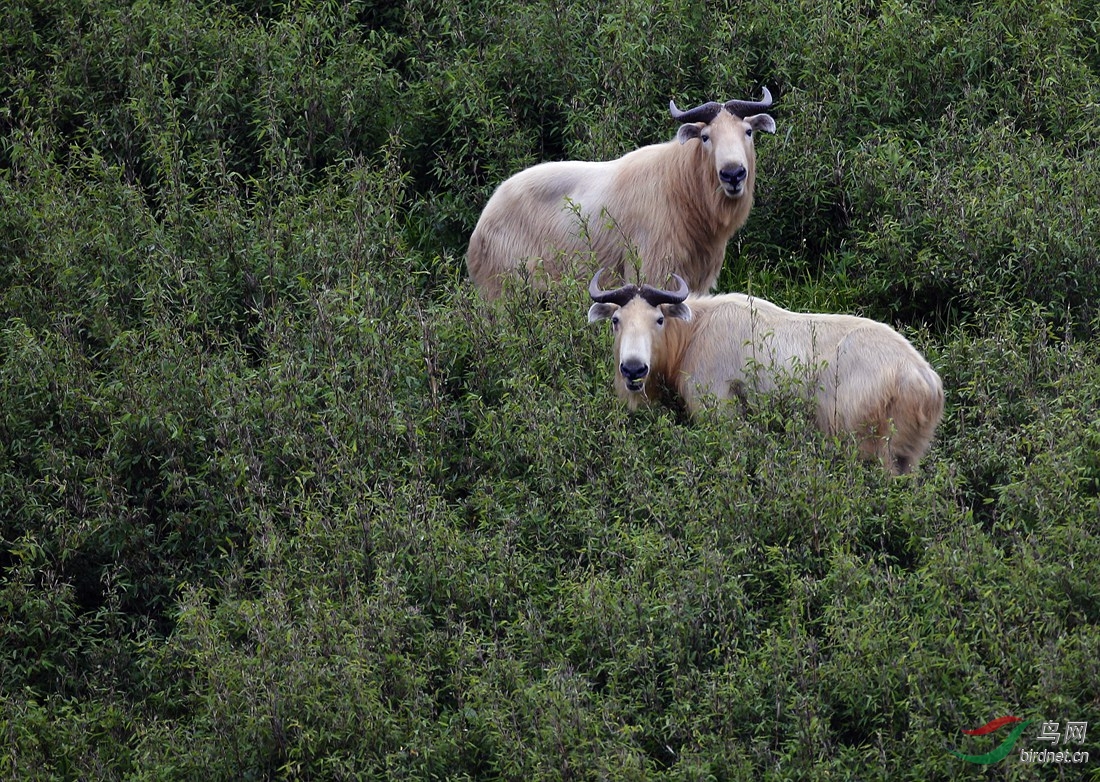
620;359;648;391
719;165;748;194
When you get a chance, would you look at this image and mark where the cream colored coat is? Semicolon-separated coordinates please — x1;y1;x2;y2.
468;110;775;298
589;292;945;474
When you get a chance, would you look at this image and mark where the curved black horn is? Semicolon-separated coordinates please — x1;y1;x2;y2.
723;86;773;118
588;269;639;306
669;99;724;125
638;274;690;307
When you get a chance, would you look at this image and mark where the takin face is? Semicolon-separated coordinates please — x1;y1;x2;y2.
586;271;693;408
670;97;777;201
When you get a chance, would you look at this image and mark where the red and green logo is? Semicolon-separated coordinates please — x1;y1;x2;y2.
953;716;1033;764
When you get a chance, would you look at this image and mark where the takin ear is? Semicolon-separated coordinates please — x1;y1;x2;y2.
676;122;705;145
745;113;776;134
662;301;693;322
588;302;619;323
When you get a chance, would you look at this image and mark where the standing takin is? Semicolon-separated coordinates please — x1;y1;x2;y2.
467;89;776;298
587;271;945;474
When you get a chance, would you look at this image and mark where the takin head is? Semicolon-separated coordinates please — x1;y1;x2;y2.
669;88;777;200
586;270;692;403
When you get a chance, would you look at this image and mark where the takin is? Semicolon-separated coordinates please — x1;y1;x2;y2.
587;271;945;474
467;89;776;298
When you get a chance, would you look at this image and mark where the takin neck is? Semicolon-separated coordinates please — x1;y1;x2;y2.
669;140;753;243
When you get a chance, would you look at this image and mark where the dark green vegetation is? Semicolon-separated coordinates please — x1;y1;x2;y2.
2;0;1099;779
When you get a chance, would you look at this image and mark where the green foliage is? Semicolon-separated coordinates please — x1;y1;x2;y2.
2;0;1100;779
846;119;1100;330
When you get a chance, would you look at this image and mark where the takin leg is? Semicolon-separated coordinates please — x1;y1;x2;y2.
854;417;902;475
852;406;938;476
869;377;945;474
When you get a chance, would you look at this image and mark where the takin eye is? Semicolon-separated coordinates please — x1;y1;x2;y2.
745;128;753;138
656;315;665;326
611;315;620;328
700;132;710;143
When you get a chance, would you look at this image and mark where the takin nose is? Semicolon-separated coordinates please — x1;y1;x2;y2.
719;165;748;191
620;359;649;389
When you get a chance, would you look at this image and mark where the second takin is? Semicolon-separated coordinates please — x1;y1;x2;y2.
467;89;776;298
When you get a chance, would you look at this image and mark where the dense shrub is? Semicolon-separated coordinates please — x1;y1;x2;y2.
2;0;1099;779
